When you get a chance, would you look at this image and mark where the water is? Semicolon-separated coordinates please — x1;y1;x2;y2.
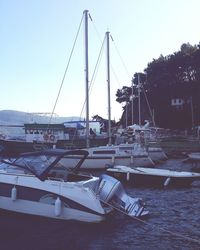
0;159;200;250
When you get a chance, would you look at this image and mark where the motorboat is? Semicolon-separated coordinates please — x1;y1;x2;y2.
106;165;200;188
59;143;155;170
0;149;148;223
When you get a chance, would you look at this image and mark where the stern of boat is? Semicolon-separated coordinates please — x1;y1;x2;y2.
96;174;148;217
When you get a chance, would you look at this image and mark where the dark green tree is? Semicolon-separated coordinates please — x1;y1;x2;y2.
116;42;200;129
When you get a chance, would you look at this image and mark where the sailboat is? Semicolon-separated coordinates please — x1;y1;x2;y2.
125;123;168;164
64;11;154;169
118;73;168;164
0;11;154;170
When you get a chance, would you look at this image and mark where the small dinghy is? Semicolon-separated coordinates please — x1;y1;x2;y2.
106;165;200;188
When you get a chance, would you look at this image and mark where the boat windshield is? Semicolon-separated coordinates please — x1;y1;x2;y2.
12;154;57;176
2;149;88;181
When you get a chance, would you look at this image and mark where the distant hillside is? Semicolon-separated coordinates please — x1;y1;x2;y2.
0;110;81;125
0;110;81;136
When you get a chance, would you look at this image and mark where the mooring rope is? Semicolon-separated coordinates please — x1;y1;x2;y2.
102;199;200;245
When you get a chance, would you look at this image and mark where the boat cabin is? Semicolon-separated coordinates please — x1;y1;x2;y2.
24;123;69;143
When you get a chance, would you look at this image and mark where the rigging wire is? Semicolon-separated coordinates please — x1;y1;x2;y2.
110;64;123;88
48;13;84;126
111;36;132;80
89;19;124;104
89;14;104;43
141;83;156;127
101;198;200;246
85;17;131;120
90;37;106;94
68;11;106;142
78;14;107;120
78;35;106;119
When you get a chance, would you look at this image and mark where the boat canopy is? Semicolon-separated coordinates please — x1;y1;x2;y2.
2;149;89;181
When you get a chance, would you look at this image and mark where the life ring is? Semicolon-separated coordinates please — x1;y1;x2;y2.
49;134;55;141
43;134;49;141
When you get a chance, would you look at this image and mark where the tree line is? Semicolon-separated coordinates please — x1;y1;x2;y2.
115;42;200;130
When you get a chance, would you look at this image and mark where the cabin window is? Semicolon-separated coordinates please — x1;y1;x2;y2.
93;150;116;154
119;147;132;151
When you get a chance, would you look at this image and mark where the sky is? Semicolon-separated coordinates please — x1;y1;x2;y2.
0;0;200;122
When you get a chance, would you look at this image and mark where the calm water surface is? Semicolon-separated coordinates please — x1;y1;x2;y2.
0;159;200;250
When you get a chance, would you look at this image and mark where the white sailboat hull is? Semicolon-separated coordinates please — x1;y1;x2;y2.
60;154;154;170
59;144;155;170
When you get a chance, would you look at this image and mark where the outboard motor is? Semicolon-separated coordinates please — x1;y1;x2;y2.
97;174;148;217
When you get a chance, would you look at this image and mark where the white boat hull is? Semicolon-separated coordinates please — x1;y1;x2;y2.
60;155;154;170
0;173;108;223
58;144;155;170
0;196;105;223
106;165;200;188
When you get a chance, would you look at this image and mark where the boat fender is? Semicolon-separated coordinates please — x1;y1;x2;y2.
164;177;171;187
111;155;115;164
55;197;62;216
11;186;17;201
126;172;130;181
131;155;133;164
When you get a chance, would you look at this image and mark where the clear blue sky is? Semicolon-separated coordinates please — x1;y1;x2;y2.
1;0;200;121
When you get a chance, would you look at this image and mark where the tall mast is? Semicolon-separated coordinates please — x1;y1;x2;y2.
190;96;194;130
84;10;90;148
138;73;141;126
106;31;112;145
131;80;134;125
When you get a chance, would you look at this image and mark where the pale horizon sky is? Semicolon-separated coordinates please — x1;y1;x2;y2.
1;0;200;121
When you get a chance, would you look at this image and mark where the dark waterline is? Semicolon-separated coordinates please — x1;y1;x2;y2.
0;159;200;250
